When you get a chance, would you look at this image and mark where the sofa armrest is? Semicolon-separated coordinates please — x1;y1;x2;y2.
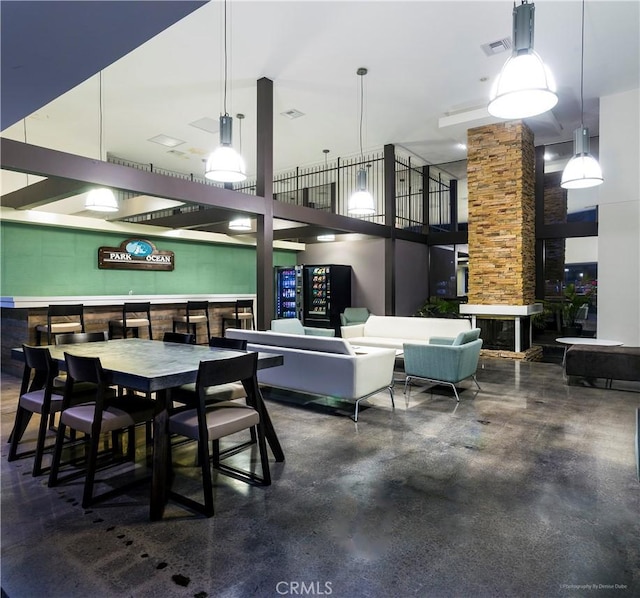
341;324;365;339
303;326;335;337
429;337;455;346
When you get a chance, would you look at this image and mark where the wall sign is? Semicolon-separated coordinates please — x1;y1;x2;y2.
98;239;175;271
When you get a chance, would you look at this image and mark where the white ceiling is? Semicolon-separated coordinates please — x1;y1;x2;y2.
1;0;639;215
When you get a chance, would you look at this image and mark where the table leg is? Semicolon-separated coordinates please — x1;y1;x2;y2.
150;389;170;521
249;378;284;462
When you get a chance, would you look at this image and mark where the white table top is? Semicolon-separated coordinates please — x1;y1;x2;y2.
556;337;623;347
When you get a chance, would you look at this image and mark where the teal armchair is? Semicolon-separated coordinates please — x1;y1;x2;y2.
340;307;371;327
403;328;483;401
270;318;335;337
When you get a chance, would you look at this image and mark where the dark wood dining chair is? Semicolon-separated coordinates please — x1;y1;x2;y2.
163;331;196;344
48;353;155;508
108;302;153;340
221;299;255;333
172;301;210;344
54;331;108;345
168;352;271;517
8;345;64;476
35;304;85;345
172;337;248;406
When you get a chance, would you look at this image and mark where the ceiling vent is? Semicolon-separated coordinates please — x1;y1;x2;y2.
280;108;305;120
481;37;512;57
148;134;185;148
189;117;219;133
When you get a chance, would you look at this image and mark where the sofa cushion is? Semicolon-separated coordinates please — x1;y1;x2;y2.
452;328;482;346
270;319;305;335
362;315;471;342
226;329;355;355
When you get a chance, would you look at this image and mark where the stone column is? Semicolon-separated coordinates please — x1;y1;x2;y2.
467;121;540;359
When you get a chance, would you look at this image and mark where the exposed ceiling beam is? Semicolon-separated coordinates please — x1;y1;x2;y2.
0;138;266;214
0;177;90;209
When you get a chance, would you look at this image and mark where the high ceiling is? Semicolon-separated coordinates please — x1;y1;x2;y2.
1;0;639;233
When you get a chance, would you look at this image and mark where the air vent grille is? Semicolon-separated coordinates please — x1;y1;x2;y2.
481;37;512;56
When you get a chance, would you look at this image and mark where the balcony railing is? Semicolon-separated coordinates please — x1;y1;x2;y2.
112;147;455;232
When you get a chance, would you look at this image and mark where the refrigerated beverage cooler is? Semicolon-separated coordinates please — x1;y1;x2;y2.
274;264;352;334
274;266;303;320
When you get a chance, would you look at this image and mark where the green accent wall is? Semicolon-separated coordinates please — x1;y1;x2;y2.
0;222;297;296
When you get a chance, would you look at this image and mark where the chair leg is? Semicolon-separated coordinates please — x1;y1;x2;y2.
47;421;68;487
32;411;51;476
82;433;101;508
199;437;215;517
403;376;413;395
472;375;481;391
255;422;271;485
8;407;33;460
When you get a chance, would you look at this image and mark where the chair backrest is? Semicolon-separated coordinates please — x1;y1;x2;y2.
21;344;57;395
235;299;254;314
209;336;247;351
270;318;305;335
47;304;85;328
163;331;196;344
55;331;108;345
451;328;482;346
187;300;209;313
123;302;151;315
197;352;257;393
62;353;111;422
341;307;370;326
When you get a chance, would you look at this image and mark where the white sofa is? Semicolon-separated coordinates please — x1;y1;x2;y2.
340;315;472;351
226;329;396;421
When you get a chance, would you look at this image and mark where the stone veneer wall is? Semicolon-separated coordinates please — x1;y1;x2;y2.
467;121;536;306
543;171;567;295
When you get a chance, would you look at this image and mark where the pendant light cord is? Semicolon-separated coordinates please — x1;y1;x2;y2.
358;71;364;160
223;0;228;116
99;70;104;161
580;0;585;128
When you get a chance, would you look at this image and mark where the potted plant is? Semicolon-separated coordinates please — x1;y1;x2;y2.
561;283;592;336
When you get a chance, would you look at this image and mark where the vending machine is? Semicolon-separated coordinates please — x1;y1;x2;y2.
274;265;303;320
274;264;352;334
302;264;352;334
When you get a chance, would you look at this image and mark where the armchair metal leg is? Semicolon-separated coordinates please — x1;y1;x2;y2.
472;375;481;391
352;384;394;422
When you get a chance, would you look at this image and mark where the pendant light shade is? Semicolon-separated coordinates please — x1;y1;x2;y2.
85;188;119;212
561;0;603;190
228;217;251;231
348;68;376;217
205;115;246;183
348;168;375;216
488;1;558;119
204;0;246;184
561;127;603;189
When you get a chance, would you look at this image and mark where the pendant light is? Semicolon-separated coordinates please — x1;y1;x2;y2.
348;68;375;216
204;0;246;183
561;0;603;189
488;1;558;119
85;71;118;212
228;217;251;231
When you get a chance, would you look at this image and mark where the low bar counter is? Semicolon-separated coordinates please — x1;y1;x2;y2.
0;294;256;376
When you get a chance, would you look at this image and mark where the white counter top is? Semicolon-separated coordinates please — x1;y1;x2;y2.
459;303;543;316
1;294;256;309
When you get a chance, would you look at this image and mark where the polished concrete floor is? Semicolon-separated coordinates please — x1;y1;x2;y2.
1;357;639;598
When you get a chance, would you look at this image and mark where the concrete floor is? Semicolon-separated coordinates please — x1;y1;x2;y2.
1;357;639;598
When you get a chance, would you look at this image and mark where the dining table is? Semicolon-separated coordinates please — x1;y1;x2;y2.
11;337;285;520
